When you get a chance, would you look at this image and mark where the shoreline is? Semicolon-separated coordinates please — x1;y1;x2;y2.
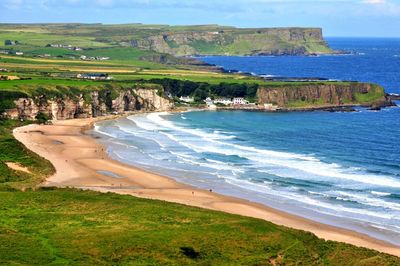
13;114;400;257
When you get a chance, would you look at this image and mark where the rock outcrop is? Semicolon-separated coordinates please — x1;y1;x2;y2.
257;83;391;109
5;86;173;120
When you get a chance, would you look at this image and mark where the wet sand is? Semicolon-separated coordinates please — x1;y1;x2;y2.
13;115;400;257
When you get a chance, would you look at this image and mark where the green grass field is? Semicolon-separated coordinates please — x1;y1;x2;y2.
0;30;109;48
1;188;400;265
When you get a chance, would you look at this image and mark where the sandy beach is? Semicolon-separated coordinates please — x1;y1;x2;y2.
13;115;400;257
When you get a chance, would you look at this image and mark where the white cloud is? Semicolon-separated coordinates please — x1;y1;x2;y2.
362;0;386;4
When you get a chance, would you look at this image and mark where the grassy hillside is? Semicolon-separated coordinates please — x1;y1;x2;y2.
0;120;54;191
0;23;334;56
1;187;399;265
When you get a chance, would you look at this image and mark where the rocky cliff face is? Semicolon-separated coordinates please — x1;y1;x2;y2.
130;28;333;56
5;87;173;120
257;83;389;108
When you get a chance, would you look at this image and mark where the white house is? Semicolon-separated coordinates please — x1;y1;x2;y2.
213;97;232;105
204;97;213;105
179;96;194;103
77;73;112;80
15;52;24;56
97;56;110;61
233;97;249;105
204;97;216;109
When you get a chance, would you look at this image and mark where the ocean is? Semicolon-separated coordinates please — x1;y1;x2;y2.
94;38;400;245
202;37;400;94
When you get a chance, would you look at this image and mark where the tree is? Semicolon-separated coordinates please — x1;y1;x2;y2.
193;88;208;102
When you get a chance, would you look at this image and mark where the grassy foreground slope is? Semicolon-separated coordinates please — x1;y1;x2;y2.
0;121;399;265
1;189;400;265
0;120;54;191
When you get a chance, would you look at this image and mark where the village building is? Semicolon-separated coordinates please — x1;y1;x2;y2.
47;44;75;49
77;73;112;80
79;55;110;61
179;96;194;103
233;97;249;105
204;97;217;109
204;97;213;105
96;56;110;60
38;54;51;58
15;52;24;56
214;97;232;105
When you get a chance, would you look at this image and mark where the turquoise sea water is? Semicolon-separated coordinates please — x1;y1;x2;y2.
94;38;400;245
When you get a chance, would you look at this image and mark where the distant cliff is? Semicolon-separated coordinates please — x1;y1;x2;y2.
130;27;334;56
257;82;390;109
0;23;334;57
1;84;173;120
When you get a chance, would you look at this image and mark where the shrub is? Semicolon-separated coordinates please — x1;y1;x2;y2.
35;112;51;124
180;247;200;259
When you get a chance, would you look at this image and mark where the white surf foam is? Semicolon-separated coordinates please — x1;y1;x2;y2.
146;112;237;140
94;125;118;138
334;191;400;211
137;112;400;189
371;191;392;196
224;177;395;220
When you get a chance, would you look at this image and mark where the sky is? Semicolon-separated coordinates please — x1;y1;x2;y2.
1;0;400;37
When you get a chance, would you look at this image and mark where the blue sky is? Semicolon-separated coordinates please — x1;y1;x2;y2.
1;0;400;37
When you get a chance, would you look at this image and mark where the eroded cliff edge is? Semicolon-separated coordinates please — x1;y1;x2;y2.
257;82;391;110
1;84;173;120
